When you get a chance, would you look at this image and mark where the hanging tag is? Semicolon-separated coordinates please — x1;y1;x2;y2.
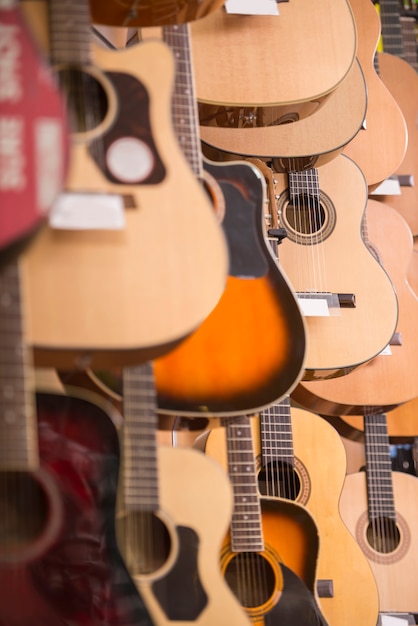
225;0;279;16
49;192;125;230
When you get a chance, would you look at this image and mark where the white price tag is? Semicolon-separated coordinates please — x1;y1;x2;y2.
297;297;329;317
225;0;279;16
50;192;125;230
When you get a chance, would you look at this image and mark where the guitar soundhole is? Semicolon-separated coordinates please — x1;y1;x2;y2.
286;194;324;234
258;461;300;501
58;68;108;133
277;189;336;243
118;511;171;575
224;552;275;608
0;472;47;556
366;517;401;554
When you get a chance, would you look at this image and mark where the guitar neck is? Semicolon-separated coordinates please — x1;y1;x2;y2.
364;413;396;521
378;0;406;58
224;415;264;553
0;261;38;471
260;397;295;469
122;363;159;512
47;0;93;65
162;24;203;179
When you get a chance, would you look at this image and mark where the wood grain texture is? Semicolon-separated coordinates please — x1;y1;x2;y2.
272;158;398;379
339;470;418;612
292;199;418;414
190;0;357;106
342;0;407;190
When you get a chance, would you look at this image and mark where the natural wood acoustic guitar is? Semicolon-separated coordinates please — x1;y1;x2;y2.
292;198;418;415
261;157;398;380
338;413;418;612
0;259;154;626
116;363;252;626
342;0;407;191
189;0;357;108
19;0;228;370
371;0;418;235
198;57;367;169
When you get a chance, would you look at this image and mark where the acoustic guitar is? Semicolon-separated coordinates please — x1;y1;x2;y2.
339;412;418;612
0;0;68;265
88;0;225;27
19;0;228;370
342;0;407;191
199;415;330;626
198;57;368;170
152;24;307;417
116;362;251;626
292;199;418;416
241;398;380;626
264;157;398;380
189;0;357;108
0;259;154;625
371;0;418;235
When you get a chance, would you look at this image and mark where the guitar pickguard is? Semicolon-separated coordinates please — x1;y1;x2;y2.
88;71;166;187
152;525;207;620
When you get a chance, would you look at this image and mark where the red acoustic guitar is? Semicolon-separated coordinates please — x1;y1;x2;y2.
0;0;68;264
0;259;154;625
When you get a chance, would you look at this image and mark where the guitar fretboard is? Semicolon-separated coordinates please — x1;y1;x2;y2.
288;168;320;202
364;413;396;521
0;261;37;470
224;416;264;553
260;397;294;468
379;0;406;58
122;363;159;512
48;0;93;65
162;24;203;179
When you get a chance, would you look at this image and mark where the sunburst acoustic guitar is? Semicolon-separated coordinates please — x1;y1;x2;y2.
0;0;68;265
197;415;330;626
236;398;380;626
342;0;407;191
19;0;228;371
258;156;398;381
0;259;154;626
292;198;418;416
116;362;251;626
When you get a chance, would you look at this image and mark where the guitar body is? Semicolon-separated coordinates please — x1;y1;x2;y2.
20;35;228;369
0;387;153;626
201;427;328;626
154;158;307;417
293;199;418;415
0;2;68;264
374;51;418;235
89;0;225;27
117;445;251;626
252;408;379;626
190;0;357;106
199;58;367;167
273;156;398;379
342;0;407;190
339;471;418;612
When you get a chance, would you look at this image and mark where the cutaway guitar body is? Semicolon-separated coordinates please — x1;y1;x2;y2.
154;158;307;417
20;0;228;370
